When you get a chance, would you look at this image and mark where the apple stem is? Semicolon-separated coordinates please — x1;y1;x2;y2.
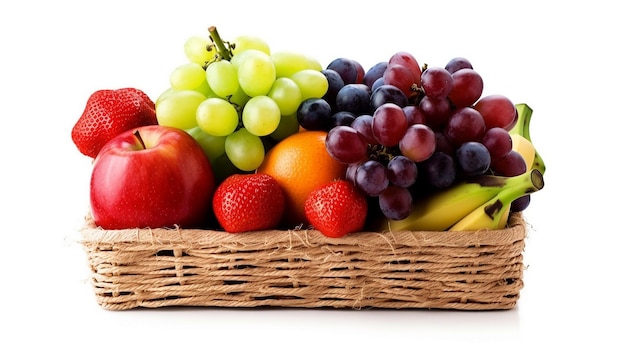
208;26;232;61
134;130;147;150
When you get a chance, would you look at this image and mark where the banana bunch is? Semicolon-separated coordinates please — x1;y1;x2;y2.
377;103;546;233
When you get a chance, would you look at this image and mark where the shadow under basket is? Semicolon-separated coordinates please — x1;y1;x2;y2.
79;212;527;311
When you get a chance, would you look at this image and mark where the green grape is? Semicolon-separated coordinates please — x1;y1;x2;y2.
231;35;271;56
206;60;239;98
169;62;207;91
156;90;206;130
155;87;176;108
290;69;329;100
267;77;302;116
304;56;323;71
194;79;217;98
229;85;251;109
186;126;226;163
196;98;239;136
183;36;214;65
272;51;323;78
237;49;276;97
225;128;265;171
270;113;300;142
242;96;281;136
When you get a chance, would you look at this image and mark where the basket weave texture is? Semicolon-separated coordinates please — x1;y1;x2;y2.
80;212;527;311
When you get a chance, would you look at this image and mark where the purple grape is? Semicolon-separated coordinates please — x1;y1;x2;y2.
387;155;418;188
378;186;413;220
363;61;388;89
355;160;389;196
421;151;456;189
325;125;368;164
351;114;376;144
335;84;371;115
444;107;486;146
372;103;408;147
456;141;491;176
327;57;359;85
370;84;408;111
421;66;453;99
330;111;357;128
321;69;345;109
445;57;473;74
297;98;332;131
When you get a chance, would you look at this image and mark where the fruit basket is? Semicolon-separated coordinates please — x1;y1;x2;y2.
79;212;526;311
73;26;545;311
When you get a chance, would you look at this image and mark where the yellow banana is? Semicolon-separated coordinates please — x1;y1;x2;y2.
376;171;542;232
510;133;535;171
512;103;546;174
448;169;544;231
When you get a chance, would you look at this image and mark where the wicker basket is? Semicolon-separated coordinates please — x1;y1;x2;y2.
79;212;527;311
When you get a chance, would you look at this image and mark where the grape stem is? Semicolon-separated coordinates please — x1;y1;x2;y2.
208;26;232;61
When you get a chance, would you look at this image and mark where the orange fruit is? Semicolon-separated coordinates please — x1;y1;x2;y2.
257;130;347;227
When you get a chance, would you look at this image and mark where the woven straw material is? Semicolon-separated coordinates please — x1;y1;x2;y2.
80;212;526;311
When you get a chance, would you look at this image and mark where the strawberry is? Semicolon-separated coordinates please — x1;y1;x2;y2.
304;179;368;238
212;173;285;233
71;87;158;158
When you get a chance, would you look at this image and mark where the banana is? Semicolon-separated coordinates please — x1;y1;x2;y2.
512;103;546;174
377;170;543;232
510;133;535;171
448;169;544;231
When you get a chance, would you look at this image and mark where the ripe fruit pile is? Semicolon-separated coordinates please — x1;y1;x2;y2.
71;26;546;238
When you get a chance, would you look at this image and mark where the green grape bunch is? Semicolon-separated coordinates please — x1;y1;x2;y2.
154;26;328;179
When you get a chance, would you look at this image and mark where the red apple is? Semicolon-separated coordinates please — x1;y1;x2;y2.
90;125;215;229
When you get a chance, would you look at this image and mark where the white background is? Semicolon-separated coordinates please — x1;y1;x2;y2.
1;1;623;349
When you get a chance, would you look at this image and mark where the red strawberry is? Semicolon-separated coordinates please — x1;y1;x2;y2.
213;173;285;233
304;179;368;238
71;87;158;158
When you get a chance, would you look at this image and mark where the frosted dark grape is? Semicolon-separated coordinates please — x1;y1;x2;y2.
421;151;456;189
327;57;359;84
421;66;453;99
481;127;512;160
297;98;332;131
511;194;531;212
456;141;491;176
371;77;384;92
448;68;483;107
355;160;389;196
372;103;408;147
351;114;376;144
330;111;356;127
325;125;368;164
399;123;436;163
321;69;345;109
370;84;409;111
444;107;486;146
387;155;418;188
490;150;526;176
378;186;413;220
445;57;473;74
363;62;387;89
335;84;371;115
473;94;517;129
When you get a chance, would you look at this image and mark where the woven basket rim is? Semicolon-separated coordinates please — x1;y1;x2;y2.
80;212;526;249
